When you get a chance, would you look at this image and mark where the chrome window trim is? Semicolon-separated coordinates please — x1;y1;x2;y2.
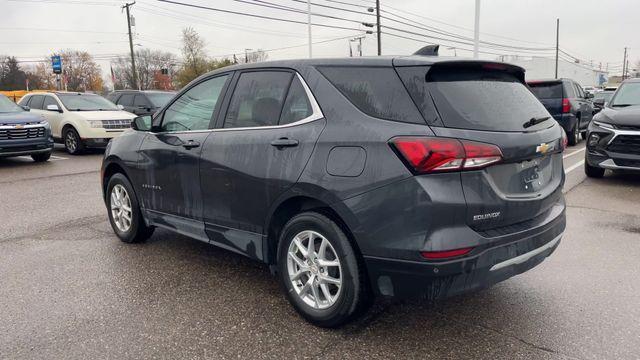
152;72;323;136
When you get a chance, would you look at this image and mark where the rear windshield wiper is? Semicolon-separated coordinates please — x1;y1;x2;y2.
523;116;551;129
611;104;633;107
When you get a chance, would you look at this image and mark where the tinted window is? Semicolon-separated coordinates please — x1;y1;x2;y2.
43;96;59;109
424;68;550;132
318;66;424;124
118;94;134;106
279;77;313;125
29;95;45;110
224;71;293;128
162;74;229;132
528;82;563;99
134;94;148;107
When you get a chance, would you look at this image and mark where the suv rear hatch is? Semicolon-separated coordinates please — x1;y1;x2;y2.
528;80;565;120
395;60;564;232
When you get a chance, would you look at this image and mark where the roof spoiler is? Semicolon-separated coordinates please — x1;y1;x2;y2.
413;45;439;56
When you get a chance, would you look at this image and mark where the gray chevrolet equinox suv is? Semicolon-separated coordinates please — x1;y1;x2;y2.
101;55;567;327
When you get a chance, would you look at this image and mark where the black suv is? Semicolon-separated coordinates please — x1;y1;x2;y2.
101;56;567;327
107;90;175;116
585;78;640;177
528;78;595;145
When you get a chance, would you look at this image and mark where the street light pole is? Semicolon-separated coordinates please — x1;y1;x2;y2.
307;0;312;58
123;2;138;90
555;18;560;79
473;0;480;59
375;0;381;55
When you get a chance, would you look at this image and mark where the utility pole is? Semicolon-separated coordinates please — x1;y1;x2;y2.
375;0;381;55
123;2;138;90
473;0;480;59
307;0;312;58
622;47;628;80
555;19;559;79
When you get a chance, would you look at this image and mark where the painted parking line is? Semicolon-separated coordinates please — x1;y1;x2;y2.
50;155;68;161
563;147;585;159
564;160;585;174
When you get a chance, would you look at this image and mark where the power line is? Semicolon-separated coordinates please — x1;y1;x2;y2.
156;0;371;32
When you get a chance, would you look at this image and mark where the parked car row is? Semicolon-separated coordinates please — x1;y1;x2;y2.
0;90;174;161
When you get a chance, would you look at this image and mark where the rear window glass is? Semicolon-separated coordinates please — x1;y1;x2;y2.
402;66;551;132
528;82;563;99
317;66;424;124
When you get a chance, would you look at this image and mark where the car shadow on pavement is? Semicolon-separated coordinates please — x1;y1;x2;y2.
104;227;572;358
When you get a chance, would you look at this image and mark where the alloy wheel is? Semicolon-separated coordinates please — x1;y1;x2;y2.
287;230;342;310
110;184;133;232
65;131;78;153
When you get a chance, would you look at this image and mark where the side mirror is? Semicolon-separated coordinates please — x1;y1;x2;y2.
46;104;62;112
585;92;594;99
593;98;605;107
131;115;152;131
20;105;30;112
117;104;125;110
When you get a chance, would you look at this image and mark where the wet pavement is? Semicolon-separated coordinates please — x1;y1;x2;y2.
1;143;639;359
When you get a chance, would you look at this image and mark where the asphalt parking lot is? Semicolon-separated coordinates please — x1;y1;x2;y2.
1;143;639;359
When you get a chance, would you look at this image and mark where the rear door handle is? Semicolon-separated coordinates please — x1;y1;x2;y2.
270;138;299;148
182;140;200;149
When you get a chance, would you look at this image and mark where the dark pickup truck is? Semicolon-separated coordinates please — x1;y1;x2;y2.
0;94;54;162
528;78;595;145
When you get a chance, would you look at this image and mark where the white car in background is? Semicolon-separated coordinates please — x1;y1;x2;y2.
19;92;136;154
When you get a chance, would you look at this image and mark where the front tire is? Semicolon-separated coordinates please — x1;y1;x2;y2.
31;151;51;162
106;173;154;243
277;212;370;327
584;160;605;178
63;127;84;155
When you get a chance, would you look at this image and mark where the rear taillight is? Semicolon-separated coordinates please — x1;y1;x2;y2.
390;137;502;174
561;98;571;113
421;247;474;260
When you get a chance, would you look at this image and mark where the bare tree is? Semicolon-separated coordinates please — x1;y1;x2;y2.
245;49;268;63
112;49;177;90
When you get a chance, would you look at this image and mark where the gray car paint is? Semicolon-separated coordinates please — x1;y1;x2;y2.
102;56;566;299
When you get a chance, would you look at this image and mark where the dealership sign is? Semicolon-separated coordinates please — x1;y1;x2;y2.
51;55;62;74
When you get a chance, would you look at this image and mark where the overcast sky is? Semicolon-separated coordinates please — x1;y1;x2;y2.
1;0;637;82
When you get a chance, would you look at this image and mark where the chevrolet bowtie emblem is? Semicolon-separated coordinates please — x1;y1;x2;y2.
536;143;550;154
14;124;24;129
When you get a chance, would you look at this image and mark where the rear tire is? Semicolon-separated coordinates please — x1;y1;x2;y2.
581;131;588;140
31;151;51;162
584;160;605;178
106;173;154;243
568;124;580;146
277;212;370;327
63;127;84;155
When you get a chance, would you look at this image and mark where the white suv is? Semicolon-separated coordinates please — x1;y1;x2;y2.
18;92;136;154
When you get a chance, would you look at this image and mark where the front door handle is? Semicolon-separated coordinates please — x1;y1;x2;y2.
270;138;299;148
182;140;200;149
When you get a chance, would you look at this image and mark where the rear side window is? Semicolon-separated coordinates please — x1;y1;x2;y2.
118;94;134;106
318;66;425;124
279;77;313;125
528;82;563;99
403;66;550;132
224;71;293;129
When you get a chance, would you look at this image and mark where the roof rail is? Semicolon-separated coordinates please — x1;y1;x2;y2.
413;45;439;57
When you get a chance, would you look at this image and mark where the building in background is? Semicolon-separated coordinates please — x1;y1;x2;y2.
500;56;609;87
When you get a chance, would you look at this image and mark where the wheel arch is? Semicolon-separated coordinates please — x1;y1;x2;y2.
263;186;362;268
101;157;134;202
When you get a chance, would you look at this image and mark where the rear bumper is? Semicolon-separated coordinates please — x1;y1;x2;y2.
364;216;564;299
553;113;577;133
